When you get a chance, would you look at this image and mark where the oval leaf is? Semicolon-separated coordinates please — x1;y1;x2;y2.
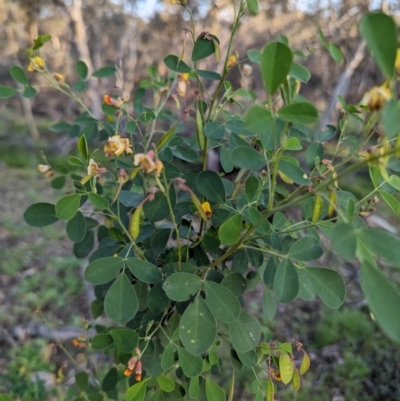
360;12;397;78
55;194;81;221
204;281;241;323
278;102;318;125
179;295;217;355
24;202;59;227
178;347;203;378
85;257;124;285
305;267;346;309
163;272;202;302
66;210;87;242
288;236;323;261
126;258;162;284
218;213;242;246
229;310;261;353
196;170;226;203
261;42;293;95
273;259;299;303
163;55;192;73
104;273;138;324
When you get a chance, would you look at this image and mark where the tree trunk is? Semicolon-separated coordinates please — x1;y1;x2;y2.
317;41;366;131
67;0;102;119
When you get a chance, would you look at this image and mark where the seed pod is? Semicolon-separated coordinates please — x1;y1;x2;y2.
312;194;323;223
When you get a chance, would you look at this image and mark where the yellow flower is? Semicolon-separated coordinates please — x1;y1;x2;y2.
201;201;212;218
133;150;164;177
87;158;107;176
37;164;53;178
53;73;64;83
104;135;133;157
177;74;189;98
227;53;238;68
395;48;400;75
360;83;391;111
27;56;45;72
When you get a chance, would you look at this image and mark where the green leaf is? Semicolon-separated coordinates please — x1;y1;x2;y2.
110;329;139;353
192;37;216;62
204;281;241;323
229;310;261;353
101;367;118;392
0;85;18;98
75;371;89;391
205;379;225;401
358;227;400;267
189;376;200;399
32;33;51;50
85;257;124;285
231;146;266;170
388;174;400;191
204;121;225;140
21;85;37;99
360;12;397;78
289;62;311;83
306;267;346;309
273;259;299;303
141;341;164;377
179;296;216;355
148;281;170;314
288;236;323;261
10;66;28;85
197;69;222;80
220;144;234;173
246;0;259;15
104;274;138;324
178;347;203;377
383;99;400;138
306;142;324;169
221;273;246;296
163;55;192;73
196;171;226;203
73;80;86;92
157;375;175;392
247;49;261;64
24;202;59;227
330;223;357;261
92;66;117;78
161;343;175;370
369;165;380;188
262;289;277;321
91;333;113;350
126;258;162;284
163;272;202;301
244;105;274;136
66;211;87;242
88;193;109;210
55;194;81;221
218;213;242;246
77;135;88;159
126;381;147;401
143;186;175;222
245;176;259;203
76;61;89;81
380;190;400;214
278;159;310;185
327;43;343;63
360;257;400;343
73;230;94;259
51;122;73;133
261;42;293;95
278;102;318;125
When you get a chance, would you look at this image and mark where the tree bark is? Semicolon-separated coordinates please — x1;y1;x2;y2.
67;0;102;119
317;40;366;131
